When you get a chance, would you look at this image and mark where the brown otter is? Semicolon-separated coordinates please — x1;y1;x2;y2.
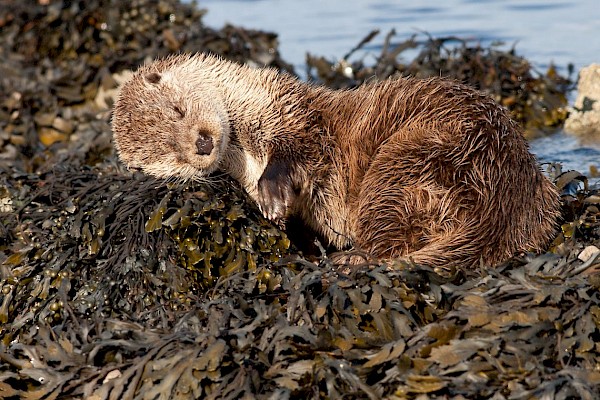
112;53;559;270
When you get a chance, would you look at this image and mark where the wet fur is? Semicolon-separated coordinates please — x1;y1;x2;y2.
112;53;560;270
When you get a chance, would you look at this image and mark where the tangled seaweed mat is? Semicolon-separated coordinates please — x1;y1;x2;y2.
1;162;600;399
0;0;598;398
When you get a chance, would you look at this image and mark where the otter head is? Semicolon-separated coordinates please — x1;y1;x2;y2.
111;61;230;181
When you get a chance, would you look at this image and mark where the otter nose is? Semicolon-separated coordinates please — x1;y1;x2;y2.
196;132;214;156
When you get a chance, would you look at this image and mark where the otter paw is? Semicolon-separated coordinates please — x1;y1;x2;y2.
257;159;296;222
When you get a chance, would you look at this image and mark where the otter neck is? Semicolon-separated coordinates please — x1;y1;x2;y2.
214;63;307;145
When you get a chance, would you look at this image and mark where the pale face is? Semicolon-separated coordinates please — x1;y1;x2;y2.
112;66;230;181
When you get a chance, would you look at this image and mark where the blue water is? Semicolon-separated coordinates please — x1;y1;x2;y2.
198;0;598;74
197;0;600;176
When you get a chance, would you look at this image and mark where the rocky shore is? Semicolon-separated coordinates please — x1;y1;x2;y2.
1;1;599;399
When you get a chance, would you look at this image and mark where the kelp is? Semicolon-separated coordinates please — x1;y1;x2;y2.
1;0;599;399
0;164;290;334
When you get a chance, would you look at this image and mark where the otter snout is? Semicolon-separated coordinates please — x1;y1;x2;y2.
196;132;214;155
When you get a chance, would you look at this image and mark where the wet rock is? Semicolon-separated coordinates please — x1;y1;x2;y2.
564;63;600;137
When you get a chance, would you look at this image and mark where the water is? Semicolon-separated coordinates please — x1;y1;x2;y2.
197;0;600;175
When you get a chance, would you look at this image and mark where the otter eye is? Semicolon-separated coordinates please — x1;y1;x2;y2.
173;105;185;119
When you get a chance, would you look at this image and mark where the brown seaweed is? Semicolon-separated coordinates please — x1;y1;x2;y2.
1;0;599;399
306;30;572;138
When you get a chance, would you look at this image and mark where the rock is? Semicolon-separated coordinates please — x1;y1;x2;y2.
578;245;600;262
564;64;600;137
0;187;13;213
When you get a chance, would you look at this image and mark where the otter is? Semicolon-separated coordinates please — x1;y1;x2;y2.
112;53;559;270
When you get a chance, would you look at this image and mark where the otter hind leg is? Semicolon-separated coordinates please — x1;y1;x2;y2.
353;132;482;272
355;182;477;269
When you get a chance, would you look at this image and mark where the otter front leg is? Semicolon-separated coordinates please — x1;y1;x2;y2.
257;158;297;223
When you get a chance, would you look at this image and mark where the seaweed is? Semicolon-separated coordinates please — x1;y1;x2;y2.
306;30;572;137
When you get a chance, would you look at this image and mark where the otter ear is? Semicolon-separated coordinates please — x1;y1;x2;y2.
145;72;161;84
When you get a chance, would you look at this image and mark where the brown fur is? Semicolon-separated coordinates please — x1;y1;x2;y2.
112;53;560;270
